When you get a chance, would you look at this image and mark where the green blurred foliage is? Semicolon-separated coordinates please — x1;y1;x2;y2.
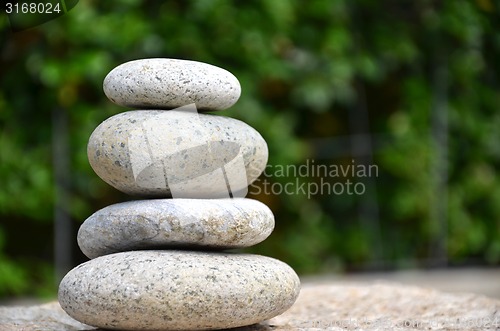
0;0;499;298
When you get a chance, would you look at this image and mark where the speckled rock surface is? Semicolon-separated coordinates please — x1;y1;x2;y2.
103;58;241;111
7;281;500;331
270;282;500;330
58;251;300;330
87;109;268;197
78;198;274;259
0;301;94;331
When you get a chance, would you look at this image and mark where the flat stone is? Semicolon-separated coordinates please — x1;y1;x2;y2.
87;109;268;197
77;198;274;259
7;282;500;330
0;301;94;331
58;251;300;330
103;58;241;111
272;282;500;330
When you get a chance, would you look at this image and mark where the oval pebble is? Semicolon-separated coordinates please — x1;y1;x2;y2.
103;58;241;111
87;110;268;197
78;198;274;259
58;250;300;330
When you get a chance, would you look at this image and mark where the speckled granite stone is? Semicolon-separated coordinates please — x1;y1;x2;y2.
58;250;300;330
10;281;500;330
103;58;241;111
87;109;268;197
77;198;274;259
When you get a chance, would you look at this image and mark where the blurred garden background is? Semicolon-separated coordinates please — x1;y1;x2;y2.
0;0;499;299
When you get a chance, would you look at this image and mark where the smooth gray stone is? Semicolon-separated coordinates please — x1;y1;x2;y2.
103;58;241;111
77;198;275;259
8;282;500;330
87;109;268;197
58;251;301;330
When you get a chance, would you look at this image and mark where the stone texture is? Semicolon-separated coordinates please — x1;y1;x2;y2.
5;282;500;331
58;250;300;330
103;58;241;111
0;301;93;331
87;109;268;197
271;282;500;330
78;198;274;259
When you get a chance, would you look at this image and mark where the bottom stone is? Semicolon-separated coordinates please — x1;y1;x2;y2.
58;250;300;330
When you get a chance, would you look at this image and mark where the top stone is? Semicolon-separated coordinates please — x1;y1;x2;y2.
103;58;241;111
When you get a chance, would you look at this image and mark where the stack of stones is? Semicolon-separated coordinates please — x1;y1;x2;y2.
58;58;300;331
